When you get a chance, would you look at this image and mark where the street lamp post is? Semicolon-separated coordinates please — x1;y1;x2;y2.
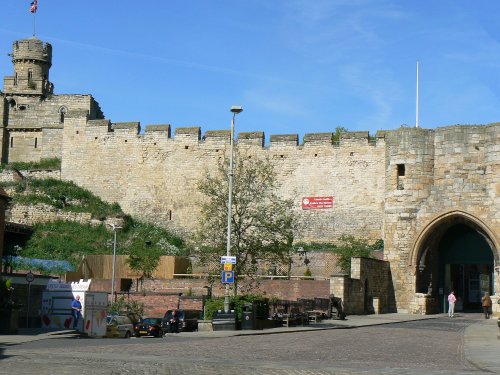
224;105;243;313
108;223;122;301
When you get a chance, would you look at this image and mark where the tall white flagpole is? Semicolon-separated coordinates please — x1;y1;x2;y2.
416;61;419;128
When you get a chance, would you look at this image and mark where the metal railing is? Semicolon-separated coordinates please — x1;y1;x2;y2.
172;273;328;280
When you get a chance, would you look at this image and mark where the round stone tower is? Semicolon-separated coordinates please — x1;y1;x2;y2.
4;37;54;97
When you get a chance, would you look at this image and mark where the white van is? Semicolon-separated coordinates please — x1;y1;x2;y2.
106;315;134;338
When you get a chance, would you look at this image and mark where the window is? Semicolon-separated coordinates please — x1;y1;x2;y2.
59;107;67;124
34;137;38;149
397;164;405;176
14;72;18;86
28;69;33;83
397;164;405;190
10;137;13;148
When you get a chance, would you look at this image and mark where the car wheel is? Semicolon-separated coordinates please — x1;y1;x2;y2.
125;331;131;338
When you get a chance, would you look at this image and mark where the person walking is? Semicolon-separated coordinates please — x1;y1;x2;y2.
481;292;492;319
71;295;82;330
168;309;179;333
447;291;456;318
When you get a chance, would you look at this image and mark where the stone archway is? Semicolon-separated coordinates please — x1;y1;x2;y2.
410;211;499;313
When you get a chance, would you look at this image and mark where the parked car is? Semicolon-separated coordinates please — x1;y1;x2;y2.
134;317;165;338
163;309;201;332
106;315;134;338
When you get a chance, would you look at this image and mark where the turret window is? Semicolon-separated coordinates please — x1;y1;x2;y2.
28;69;33;83
59;107;67;124
397;164;405;190
14;72;18;86
397;164;405;176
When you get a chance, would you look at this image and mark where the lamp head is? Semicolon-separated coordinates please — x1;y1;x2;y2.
230;105;243;114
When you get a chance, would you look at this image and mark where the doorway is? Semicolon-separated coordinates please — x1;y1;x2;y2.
415;217;495;313
439;224;493;312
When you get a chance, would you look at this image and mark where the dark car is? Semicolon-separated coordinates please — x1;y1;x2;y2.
134;317;165;338
163;310;201;332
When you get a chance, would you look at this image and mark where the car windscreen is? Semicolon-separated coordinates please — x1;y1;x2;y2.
164;310;185;320
184;311;200;319
143;318;161;324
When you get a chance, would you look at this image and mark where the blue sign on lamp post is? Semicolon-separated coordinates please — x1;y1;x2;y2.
221;271;235;284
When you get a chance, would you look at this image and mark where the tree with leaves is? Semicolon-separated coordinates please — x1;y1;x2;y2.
194;155;296;292
335;235;381;273
332;126;349;142
124;221;185;280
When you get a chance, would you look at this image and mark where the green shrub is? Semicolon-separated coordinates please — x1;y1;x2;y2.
335;236;376;273
295;238;384;274
204;298;225;320
0;278;15;309
304;267;312;277
9;158;61;171
108;296;144;322
22;221;111;267
19;219;186;269
204;294;270;320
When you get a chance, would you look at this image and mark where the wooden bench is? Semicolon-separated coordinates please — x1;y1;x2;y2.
307;311;323;324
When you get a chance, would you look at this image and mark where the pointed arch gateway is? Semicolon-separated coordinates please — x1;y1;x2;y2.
410;210;499;313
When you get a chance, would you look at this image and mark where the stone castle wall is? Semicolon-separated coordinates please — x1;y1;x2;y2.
1;37;105;164
3;39;53;97
5;203;92;226
57;113;500;313
2;37;499;314
60;113;387;244
383;124;500;312
330;257;395;314
1;94;102;163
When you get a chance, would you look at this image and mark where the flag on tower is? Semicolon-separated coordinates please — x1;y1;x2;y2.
30;0;38;13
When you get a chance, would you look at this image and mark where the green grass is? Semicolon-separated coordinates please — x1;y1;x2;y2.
7;158;61;171
21;219;187;269
1;166;187;273
8;178;123;219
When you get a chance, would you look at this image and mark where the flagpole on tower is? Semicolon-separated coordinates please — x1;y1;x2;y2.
30;0;38;36
415;60;419;128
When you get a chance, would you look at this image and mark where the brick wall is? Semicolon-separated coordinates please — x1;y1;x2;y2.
90;277;330;316
117;293;204;317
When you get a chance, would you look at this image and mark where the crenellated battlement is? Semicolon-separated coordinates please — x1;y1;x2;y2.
64;110;386;150
145;125;171;136
87;119;110;127
112;122;140;134
270;134;299;148
12;38;52;66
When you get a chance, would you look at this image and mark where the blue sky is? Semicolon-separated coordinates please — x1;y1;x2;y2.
1;1;500;142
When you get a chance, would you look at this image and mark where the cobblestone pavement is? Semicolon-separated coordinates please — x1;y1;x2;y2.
0;316;490;375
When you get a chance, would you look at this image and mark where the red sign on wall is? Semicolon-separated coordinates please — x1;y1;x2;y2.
302;196;334;210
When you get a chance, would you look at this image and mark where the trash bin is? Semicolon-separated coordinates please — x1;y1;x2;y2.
212;310;237;331
241;303;256;330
